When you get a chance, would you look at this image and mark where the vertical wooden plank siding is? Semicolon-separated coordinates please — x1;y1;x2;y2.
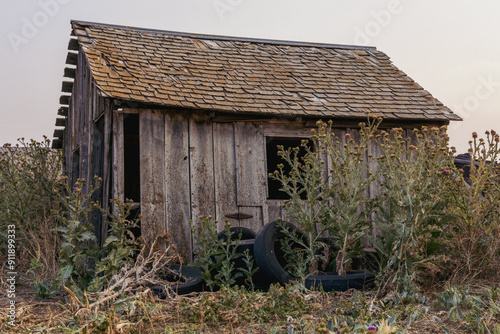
164;112;192;259
89;116;104;244
236;206;262;231
101;105;112;246
267;200;285;223
213;122;238;231
234;122;267;207
189;116;216;223
112;111;125;202
234;121;267;230
80;57;90;185
140;109;167;247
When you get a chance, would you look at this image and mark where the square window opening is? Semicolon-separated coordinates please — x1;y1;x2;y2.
266;137;312;200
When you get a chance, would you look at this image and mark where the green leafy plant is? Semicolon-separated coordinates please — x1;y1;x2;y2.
239;248;259;291
435;284;500;333
278;221;323;282
189;216;244;290
54;177;102;292
92;198;141;287
27;249;71;299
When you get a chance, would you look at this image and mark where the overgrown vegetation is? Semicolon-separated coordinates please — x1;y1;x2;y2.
445;130;500;283
0;137;62;279
372;126;455;293
189;216;258;290
270;117;500;296
1;121;500;332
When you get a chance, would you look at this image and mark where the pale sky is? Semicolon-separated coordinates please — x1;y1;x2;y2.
1;0;499;153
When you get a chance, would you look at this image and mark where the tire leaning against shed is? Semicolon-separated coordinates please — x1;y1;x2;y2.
150;264;204;297
254;220;305;284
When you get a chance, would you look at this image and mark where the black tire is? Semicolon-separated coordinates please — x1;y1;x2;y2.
254;221;306;284
217;227;257;242
305;269;375;292
151;264;204;297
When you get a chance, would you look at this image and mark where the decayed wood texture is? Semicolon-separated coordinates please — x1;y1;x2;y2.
100;105;113;246
213;122;238;231
164;112;192;259
267;200;285;223
238;206;263;230
234;121;267;231
235;121;267;207
189;116;216;225
112;111;125;202
90;116;104;244
139;110;167;246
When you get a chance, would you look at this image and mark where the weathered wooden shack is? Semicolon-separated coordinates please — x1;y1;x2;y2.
53;20;461;259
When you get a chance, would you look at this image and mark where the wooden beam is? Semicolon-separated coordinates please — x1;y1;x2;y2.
64;67;76;78
62;81;73;93
68;38;79;51
65;52;78;65
53;129;64;138
55;118;66;127
58;107;68;116
59;95;70;105
51;139;62;149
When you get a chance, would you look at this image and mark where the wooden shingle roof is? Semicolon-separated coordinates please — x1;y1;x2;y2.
66;20;461;122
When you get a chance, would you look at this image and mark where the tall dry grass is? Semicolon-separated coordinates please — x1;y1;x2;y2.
0;137;63;278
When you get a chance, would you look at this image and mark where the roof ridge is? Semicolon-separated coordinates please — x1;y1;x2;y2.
71;20;377;51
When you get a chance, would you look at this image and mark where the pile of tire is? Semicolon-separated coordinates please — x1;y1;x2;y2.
151;220;376;296
222;221;375;292
252;221;375;292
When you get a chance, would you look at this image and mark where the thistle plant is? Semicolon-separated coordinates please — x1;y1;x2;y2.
90;198;142;291
271;116;381;275
54;176;102;292
189;216;243;290
321;118;381;275
446;130;500;281
372;126;455;292
271;138;327;275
